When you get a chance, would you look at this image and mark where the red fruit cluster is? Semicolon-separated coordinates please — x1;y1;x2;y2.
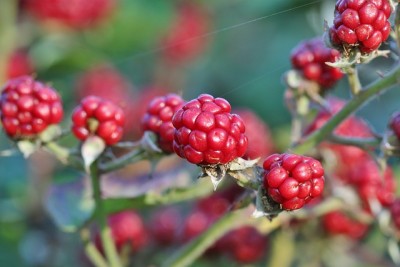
6;50;34;80
71;96;124;145
141;94;185;153
390;199;400;230
96;211;147;253
25;0;115;29
290;37;343;88
0;76;63;138
235;109;274;160
329;0;392;53
322;211;369;239
389;112;400;140
172;94;248;165
162;3;209;63
263;153;325;211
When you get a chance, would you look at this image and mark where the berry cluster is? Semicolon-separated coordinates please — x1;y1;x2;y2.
172;94;248;165
25;0;116;29
263;153;325;211
329;0;392;53
71;96;125;145
141;94;185;153
290;37;343;88
0;76;63;138
322;211;368;239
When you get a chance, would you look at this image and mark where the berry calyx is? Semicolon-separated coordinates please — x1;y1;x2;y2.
329;0;392;53
172;94;248;165
290;37;343;88
262;153;325;211
71;95;125;145
0;76;63;139
141;94;185;153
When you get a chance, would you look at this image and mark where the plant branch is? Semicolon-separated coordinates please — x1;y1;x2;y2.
98;148;147;173
328;134;381;149
90;162;122;267
80;228;109;267
291;62;400;155
43;141;84;170
345;66;362;95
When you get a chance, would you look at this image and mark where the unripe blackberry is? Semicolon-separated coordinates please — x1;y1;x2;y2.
141;94;185;153
24;0;116;29
172;94;248;165
263;153;325;211
71;95;125;145
96;211;147;253
290;37;343;88
0;76;63;139
329;0;392;53
322;211;369;239
162;3;209;63
235;109;274;160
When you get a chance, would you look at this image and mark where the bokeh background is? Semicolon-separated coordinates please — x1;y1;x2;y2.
0;0;399;266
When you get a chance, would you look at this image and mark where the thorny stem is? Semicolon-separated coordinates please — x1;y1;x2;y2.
291;62;400;155
80;228;109;267
98;148;147;173
328;134;381;150
90;162;122;267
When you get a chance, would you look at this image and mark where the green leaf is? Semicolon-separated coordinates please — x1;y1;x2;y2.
45;177;94;232
81;136;105;170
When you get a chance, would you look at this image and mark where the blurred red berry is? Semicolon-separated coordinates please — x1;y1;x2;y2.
96;211;147;253
172;94;248;165
6;50;34;79
291;37;343;88
161;3;209;63
390;198;400;230
24;0;116;29
0;76;63;138
182;210;210;241
71;95;125;145
150;207;181;245
322;211;369;239
235;109;275;159
263;153;325;211
141;94;185;153
329;0;392;53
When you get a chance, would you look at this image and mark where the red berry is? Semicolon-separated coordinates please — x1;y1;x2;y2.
263;153;325;211
226;226;267;263
329;0;392;53
182;210;210;241
390;198;400;230
24;0;116;29
6;50;34;79
161;3;209;63
234;109;275;159
172;94;248;165
71;95;125;145
290;37;343;88
141;94;185;153
322;211;369;239
150;207;181;245
0;76;63;139
96;211;147;253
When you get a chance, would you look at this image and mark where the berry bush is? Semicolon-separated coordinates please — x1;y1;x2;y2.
1;1;400;267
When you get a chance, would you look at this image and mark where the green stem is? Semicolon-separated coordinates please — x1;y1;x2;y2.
346;66;362;95
0;0;17;84
162;207;254;267
104;181;213;215
98;148;146;173
90;162;122;267
328;134;381;149
80;228;109;267
43;142;84;170
292;62;400;155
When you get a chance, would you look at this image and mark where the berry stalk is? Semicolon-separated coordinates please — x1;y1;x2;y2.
90;161;123;267
80;228;108;267
292;62;400;155
345;66;362;95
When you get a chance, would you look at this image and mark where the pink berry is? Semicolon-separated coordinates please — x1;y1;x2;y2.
71;95;125;145
172;94;248;165
6;50;34;79
290;37;343;88
263;153;325;211
150;207;181;245
329;0;392;53
141;94;185;153
0;76;63;139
